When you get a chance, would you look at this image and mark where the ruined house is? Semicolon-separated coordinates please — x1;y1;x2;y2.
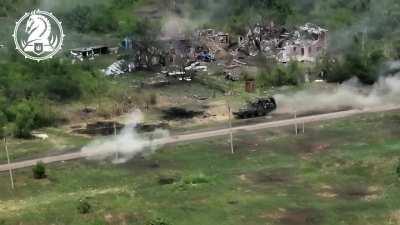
279;23;328;63
196;29;230;49
238;22;328;63
194;29;230;60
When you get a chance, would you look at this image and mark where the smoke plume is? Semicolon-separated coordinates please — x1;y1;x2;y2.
274;75;400;114
81;110;169;164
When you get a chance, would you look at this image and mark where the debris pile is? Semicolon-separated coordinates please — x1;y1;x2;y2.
102;60;135;76
195;29;230;56
238;22;328;63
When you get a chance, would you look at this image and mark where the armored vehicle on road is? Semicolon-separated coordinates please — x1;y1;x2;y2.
233;97;277;119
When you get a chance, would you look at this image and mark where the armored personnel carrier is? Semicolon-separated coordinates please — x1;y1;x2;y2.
233;97;277;119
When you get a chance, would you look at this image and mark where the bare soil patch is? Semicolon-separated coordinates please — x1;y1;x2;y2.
278;209;323;225
244;168;293;185
336;184;381;200
104;213;144;225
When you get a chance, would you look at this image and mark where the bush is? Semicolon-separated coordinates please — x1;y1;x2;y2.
11;101;35;138
396;160;400;178
323;37;386;84
32;162;46;179
148;218;171;225
77;199;92;214
10;99;59;138
62;5;118;33
183;173;211;185
257;63;300;89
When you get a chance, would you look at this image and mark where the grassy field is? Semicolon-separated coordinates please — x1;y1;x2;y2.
1;111;400;225
0;128;90;163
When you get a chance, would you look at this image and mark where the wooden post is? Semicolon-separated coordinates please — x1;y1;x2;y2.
227;103;234;154
4;137;14;189
302;121;305;134
294;111;298;136
114;122;118;161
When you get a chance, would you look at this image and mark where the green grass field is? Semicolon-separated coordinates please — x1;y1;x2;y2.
1;111;400;225
0;128;89;163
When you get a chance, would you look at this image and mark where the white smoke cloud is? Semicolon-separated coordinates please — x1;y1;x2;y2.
81;110;169;164
161;15;193;39
274;75;400;114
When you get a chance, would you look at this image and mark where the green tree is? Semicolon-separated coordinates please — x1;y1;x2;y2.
257;62;300;89
32;162;46;179
0;111;7;138
10;101;36;138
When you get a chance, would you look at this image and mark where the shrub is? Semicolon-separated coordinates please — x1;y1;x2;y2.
148;218;171;225
11;101;36;138
257;63;300;89
158;177;176;185
183;173;211;185
32;162;46;179
323;37;386;84
396;160;400;178
77;199;92;214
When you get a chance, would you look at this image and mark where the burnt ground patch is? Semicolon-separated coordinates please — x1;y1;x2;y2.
162;107;204;120
278;208;323;225
245;168;294;185
118;155;178;174
335;183;377;200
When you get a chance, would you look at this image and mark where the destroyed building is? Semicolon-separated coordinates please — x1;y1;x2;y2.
280;23;328;63
195;29;230;51
238;22;328;63
70;45;115;61
194;29;230;61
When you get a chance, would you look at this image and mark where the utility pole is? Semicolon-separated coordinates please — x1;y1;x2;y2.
227;103;234;154
294;111;298;136
114;122;118;161
4;137;14;189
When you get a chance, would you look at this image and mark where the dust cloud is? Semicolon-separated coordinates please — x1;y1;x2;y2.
81;110;169;164
275;75;400;114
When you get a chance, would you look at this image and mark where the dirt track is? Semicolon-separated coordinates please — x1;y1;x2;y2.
1;106;399;172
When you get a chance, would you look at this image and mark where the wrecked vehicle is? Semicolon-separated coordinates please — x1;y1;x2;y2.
197;51;215;62
233;97;277;119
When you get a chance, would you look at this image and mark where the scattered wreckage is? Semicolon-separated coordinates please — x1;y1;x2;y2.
238;22;328;63
79;22;327;78
233;97;277;119
102;60;135;76
161;61;208;81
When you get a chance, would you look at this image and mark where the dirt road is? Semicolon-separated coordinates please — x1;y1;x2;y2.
1;106;398;172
